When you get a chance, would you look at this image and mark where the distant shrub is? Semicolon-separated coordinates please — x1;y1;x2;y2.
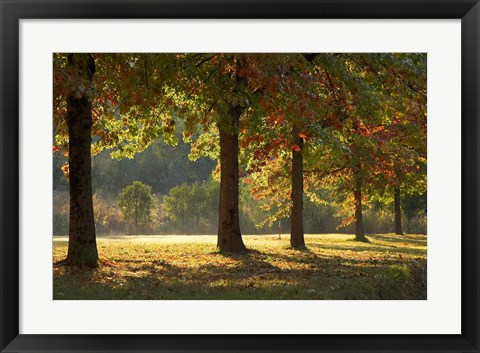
119;181;156;234
93;194;126;234
162;180;218;234
54;191;128;235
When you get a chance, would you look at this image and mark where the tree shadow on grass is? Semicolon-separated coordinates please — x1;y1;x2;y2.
53;257;427;300
53;234;427;300
205;249;283;280
368;233;427;246
307;241;426;257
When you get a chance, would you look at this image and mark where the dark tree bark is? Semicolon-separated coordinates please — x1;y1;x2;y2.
354;167;366;241
290;130;306;249
394;186;404;235
216;104;247;253
65;53;98;267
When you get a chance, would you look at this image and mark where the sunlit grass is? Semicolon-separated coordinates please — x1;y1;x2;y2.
53;233;427;300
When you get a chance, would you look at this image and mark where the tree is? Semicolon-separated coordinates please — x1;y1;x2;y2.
90;53;254;252
237;54;317;248
61;53;98;266
54;53;180;263
306;54;426;240
119;181;155;234
174;54;263;252
307;121;379;242
217;102;246;251
241;53;358;246
354;53;427;235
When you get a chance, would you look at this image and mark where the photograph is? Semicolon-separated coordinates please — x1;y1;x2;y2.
2;0;478;349
52;53;428;300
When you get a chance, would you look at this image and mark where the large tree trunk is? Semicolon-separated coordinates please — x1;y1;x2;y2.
65;53;98;267
290;130;305;249
217;105;247;253
394;186;404;235
354;168;366;241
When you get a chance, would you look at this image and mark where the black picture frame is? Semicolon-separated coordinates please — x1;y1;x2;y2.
1;1;478;352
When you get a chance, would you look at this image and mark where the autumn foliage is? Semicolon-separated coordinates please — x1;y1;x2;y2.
53;53;426;257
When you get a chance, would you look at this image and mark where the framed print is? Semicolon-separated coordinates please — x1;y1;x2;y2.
1;0;479;352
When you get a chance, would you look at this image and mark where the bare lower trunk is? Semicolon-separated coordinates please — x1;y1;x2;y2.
354;168;365;241
290;131;305;249
66;53;98;267
217;105;247;253
394;186;404;235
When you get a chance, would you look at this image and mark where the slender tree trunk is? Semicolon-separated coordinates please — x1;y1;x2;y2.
134;203;138;234
354;167;366;241
196;212;200;234
66;53;98;267
290;129;306;249
217;105;247;253
181;208;185;234
394;186;404;235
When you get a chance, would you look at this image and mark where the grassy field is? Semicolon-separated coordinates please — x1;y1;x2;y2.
53;233;427;300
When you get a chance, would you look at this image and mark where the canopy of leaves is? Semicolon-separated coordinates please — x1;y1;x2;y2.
53;52;427;232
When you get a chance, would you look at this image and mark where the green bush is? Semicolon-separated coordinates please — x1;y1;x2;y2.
162;180;218;234
119;181;156;234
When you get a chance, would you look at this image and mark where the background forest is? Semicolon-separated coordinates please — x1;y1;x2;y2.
53;133;426;236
